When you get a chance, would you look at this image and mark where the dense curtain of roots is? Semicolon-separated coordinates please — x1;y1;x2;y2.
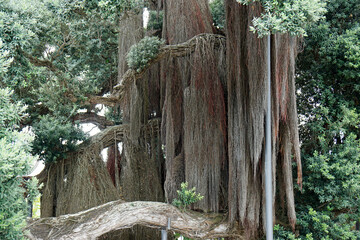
226;0;301;238
184;35;227;212
40;147;120;218
162;0;228;213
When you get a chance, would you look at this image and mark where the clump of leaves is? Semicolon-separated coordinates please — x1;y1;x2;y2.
172;182;204;210
126;36;164;72
236;0;326;37
32;115;87;164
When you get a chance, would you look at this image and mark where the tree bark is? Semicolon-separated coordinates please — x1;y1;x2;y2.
162;0;228;214
226;0;301;238
25;200;243;240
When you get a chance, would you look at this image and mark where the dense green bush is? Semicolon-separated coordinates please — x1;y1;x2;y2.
274;0;360;239
236;0;326;36
32;115;86;164
0;88;40;240
126;36;164;72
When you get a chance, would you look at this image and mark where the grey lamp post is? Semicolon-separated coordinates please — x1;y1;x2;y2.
265;34;273;240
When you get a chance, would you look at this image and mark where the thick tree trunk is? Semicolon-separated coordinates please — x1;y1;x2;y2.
162;0;227;213
226;0;301;238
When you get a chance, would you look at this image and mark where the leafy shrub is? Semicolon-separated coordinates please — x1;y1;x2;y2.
32;115;87;164
126;36;164;72
172;182;204;210
274;224;300;240
274;207;360;240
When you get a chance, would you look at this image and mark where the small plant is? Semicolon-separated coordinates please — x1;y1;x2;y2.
172;182;204;210
126;36;165;72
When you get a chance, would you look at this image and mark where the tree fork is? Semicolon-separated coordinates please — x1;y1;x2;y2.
25;200;243;240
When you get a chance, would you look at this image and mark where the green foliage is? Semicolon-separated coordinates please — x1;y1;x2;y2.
172;182;204;210
127;36;164;72
0;91;27;138
274;225;301;240
0;0;120;112
0;88;39;240
275;207;360;240
147;10;163;31
297;207;359;240
32;115;87;164
210;0;225;29
0;39;13;74
301;107;360;209
236;0;326;36
293;0;360;239
174;233;193;240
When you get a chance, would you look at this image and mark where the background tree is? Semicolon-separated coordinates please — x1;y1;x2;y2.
0;34;39;240
279;0;360;239
0;87;40;239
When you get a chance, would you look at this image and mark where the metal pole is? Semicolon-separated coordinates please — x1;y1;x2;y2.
265;34;273;240
161;218;171;240
161;229;167;240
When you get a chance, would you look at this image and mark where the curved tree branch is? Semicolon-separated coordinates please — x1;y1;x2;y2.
21;50;60;74
73;112;115;130
25;200;243;240
85;95;119;107
83;118;160;149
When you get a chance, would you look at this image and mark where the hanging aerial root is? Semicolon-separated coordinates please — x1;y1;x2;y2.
25;200;243;240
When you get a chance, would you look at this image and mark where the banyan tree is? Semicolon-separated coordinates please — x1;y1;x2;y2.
22;0;325;239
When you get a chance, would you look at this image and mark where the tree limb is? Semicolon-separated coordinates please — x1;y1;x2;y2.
83;118;160;149
21;50;60;74
25;200;243;240
73;112;115;130
85;95;119;107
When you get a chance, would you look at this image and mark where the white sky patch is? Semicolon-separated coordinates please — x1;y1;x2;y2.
80;123;101;136
28;161;45;177
43;44;56;59
143;8;149;28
